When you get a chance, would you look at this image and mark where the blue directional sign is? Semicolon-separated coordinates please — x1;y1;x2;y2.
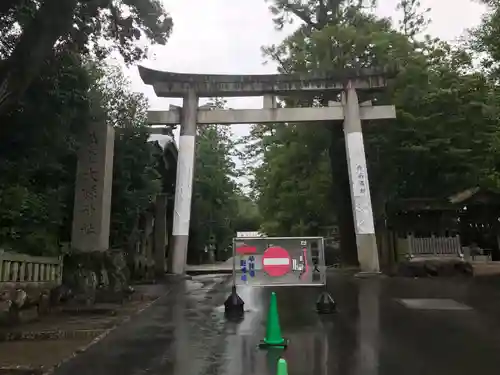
248;256;255;278
240;259;247;281
240;257;257;281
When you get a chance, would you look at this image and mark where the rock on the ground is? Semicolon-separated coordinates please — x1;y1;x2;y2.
0;287;54;325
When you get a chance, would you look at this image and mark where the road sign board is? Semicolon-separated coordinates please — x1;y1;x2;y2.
262;246;291;277
232;237;326;287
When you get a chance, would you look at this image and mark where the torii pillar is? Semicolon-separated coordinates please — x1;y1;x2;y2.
171;90;198;275
342;82;379;273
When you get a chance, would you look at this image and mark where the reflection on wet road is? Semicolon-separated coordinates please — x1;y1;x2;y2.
52;273;500;375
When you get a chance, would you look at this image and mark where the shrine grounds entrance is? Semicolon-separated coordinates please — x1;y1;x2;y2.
139;67;396;275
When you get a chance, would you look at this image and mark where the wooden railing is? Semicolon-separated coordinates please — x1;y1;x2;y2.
0;251;63;286
407;235;463;259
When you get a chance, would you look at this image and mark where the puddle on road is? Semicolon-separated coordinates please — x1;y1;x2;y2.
186;281;204;291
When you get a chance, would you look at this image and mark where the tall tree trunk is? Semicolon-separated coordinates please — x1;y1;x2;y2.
328;124;359;266
0;0;78;116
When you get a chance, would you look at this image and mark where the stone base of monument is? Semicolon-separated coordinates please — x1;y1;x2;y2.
62;250;134;306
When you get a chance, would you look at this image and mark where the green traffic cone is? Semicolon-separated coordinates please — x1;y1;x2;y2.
276;358;288;375
259;292;289;349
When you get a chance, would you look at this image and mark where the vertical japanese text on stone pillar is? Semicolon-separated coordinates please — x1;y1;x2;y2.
80;131;98;236
71;121;115;252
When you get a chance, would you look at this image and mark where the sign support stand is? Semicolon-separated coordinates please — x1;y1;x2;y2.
224;284;244;320
224;247;245;319
316;285;337;314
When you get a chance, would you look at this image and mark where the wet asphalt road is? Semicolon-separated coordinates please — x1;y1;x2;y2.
52;272;500;375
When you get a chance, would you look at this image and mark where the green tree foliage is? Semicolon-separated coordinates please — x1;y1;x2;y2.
265;0;376;31
0;51;90;255
247;122;334;236
0;0;172;115
95;64;162;249
188;99;243;263
469;0;500;187
0;50;162;255
232;194;262;233
247;0;500;264
396;0;430;39
471;0;500;76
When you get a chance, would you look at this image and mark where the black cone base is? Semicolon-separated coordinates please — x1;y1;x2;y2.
316;291;336;314
258;339;289;349
224;286;245;320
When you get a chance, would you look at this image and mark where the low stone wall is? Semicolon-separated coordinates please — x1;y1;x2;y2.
0;251;63;325
0;248;142;326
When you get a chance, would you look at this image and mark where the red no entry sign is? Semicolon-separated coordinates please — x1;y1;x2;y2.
262;246;291;277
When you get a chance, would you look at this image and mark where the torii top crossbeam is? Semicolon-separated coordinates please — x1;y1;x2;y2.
138;66;395;98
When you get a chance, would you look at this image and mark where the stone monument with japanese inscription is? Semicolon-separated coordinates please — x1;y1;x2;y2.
71;120;115;252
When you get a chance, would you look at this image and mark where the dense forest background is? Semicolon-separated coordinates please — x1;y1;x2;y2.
242;0;500;264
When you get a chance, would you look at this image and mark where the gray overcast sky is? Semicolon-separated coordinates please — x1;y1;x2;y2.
127;0;486;144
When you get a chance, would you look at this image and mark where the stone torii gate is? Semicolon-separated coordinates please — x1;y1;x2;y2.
138;66;396;275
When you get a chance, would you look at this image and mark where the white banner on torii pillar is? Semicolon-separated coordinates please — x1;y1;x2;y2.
346;132;376;235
